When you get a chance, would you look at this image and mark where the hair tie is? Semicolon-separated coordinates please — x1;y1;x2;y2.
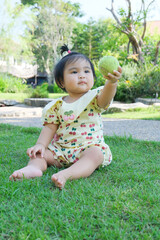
68;50;71;54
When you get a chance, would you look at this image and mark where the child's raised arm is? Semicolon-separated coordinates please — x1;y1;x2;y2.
97;66;122;109
27;123;58;159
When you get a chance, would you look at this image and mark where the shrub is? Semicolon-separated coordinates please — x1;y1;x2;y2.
93;65;106;89
115;63;160;102
47;84;54;93
40;82;48;91
53;83;65;93
30;86;49;98
0;77;7;92
115;82;134;102
39;82;64;93
0;73;27;93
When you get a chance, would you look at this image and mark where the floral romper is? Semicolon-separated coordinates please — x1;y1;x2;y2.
42;86;112;167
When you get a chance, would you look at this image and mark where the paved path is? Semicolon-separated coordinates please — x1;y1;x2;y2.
0;103;160;142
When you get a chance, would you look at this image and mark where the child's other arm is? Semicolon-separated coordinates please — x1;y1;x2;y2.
97;66;122;109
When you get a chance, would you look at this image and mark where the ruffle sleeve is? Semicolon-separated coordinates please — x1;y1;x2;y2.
41;99;62;125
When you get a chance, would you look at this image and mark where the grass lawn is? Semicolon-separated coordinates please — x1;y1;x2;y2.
0;93;67;102
0;93;29;102
103;106;160;121
0;124;160;239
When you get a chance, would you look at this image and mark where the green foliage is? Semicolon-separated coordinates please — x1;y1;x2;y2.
39;82;48;91
1;124;160;239
47;84;54;93
115;63;160;102
93;64;106;89
0;73;27;93
27;0;83;75
53;83;65;93
45;82;65;94
29;82;65;97
30;85;49;98
142;32;160;65
36;82;65;94
72;19;115;60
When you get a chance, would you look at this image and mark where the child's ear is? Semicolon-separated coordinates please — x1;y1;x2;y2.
61;81;65;88
56;78;64;89
60;82;65;89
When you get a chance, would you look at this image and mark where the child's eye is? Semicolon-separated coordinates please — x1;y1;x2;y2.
72;71;77;74
85;70;90;73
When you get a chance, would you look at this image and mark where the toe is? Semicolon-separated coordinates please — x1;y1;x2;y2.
9;172;17;180
57;179;63;188
9;175;13;181
51;175;57;183
16;171;24;179
9;171;23;181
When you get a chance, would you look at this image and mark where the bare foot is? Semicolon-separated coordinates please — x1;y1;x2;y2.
51;172;67;190
9;165;43;181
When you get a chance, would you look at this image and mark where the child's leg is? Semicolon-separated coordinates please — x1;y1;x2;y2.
51;146;104;189
9;149;61;181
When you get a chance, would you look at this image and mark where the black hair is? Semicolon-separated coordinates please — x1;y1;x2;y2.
54;44;96;92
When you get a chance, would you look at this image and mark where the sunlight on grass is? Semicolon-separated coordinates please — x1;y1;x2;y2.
103;106;160;120
0;92;67;102
0;93;29;102
49;93;68;98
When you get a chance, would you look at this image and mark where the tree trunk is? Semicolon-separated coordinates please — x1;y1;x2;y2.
128;35;144;62
154;41;160;65
106;0;156;64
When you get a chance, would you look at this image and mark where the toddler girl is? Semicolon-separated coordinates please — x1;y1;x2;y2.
9;45;122;189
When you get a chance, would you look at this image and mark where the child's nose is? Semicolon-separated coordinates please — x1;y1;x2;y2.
79;72;85;79
79;75;85;79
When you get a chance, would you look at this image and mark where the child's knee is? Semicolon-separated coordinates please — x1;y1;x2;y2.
82;146;104;165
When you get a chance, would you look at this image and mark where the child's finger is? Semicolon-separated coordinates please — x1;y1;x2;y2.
112;70;121;77
26;147;33;157
41;149;44;158
32;149;37;158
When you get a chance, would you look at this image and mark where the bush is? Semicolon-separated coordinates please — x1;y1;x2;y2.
92;64;106;89
0;73;27;93
35;82;64;93
53;83;65;93
0;77;7;92
115;82;134;102
40;82;48;91
115;63;160;102
30;86;49;98
47;84;54;93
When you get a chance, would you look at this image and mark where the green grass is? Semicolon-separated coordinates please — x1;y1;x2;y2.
103;106;160;120
0;92;67;102
49;93;67;99
0;124;160;239
0;93;30;102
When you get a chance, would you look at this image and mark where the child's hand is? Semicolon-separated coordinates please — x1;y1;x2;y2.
27;144;45;159
103;66;122;83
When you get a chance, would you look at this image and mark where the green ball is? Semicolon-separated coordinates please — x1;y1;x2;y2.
98;56;119;76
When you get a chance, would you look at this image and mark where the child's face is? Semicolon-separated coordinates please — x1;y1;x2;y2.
63;59;94;97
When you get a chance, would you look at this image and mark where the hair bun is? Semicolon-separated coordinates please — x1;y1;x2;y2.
60;44;69;55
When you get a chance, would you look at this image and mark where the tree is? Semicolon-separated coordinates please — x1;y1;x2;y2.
22;0;82;84
72;18;129;63
106;0;156;63
0;0;34;63
72;19;115;60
